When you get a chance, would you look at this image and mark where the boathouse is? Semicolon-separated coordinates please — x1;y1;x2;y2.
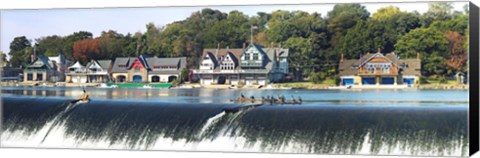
111;55;187;83
338;49;421;87
193;43;289;86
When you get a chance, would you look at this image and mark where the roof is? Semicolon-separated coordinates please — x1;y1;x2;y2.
26;56;52;69
68;61;85;69
202;48;244;70
85;60;111;70
399;59;421;76
338;59;361;76
111;57;131;73
112;56;187;73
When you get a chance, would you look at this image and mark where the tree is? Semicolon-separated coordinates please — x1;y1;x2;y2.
445;31;466;72
326;4;370;51
0;51;8;66
395;27;449;76
36;35;65;56
8;36;32;67
63;31;93;60
283;37;314;81
422;2;454;27
73;38;100;64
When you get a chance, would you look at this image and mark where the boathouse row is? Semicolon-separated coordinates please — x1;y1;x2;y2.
338;49;421;87
193;43;289;86
23;53;187;83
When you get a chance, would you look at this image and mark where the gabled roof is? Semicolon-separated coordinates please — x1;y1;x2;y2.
111;57;131;73
68;61;85;69
202;48;244;69
338;59;361;76
147;57;187;74
399;59;421;76
86;60;112;70
359;52;398;67
27;56;52;69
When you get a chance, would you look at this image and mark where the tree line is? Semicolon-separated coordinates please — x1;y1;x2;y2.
5;2;469;82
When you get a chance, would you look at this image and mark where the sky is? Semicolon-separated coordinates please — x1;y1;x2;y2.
0;1;468;59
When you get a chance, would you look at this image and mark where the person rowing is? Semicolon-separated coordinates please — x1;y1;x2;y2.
250;96;255;103
71;89;90;104
298;96;302;104
290;95;297;104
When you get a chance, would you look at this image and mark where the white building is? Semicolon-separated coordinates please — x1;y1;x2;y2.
194;43;289;86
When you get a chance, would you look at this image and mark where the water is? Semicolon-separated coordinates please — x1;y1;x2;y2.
0;86;469;156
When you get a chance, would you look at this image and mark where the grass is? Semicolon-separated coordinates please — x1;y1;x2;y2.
274;79;337;88
425;80;461;85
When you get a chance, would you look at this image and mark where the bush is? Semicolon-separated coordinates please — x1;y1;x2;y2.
439;75;448;84
419;76;428;84
310;72;326;84
171;79;179;86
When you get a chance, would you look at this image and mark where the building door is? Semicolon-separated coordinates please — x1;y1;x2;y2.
133;75;142;83
342;78;354;85
362;77;376;85
381;77;394;85
403;78;414;85
117;75;126;82
168;76;177;82
217;76;226;84
151;76;160;82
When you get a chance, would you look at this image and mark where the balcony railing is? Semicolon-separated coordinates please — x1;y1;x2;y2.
193;69;269;74
358;68;398;75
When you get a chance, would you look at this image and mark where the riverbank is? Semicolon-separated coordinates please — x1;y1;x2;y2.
1;81;469;90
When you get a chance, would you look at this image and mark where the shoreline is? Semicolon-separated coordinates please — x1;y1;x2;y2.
0;81;469;90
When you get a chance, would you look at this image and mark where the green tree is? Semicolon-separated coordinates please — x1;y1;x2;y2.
422;2;454;27
0;51;8;66
395;27;449;76
36;35;65;56
326;4;370;51
8;36;32;67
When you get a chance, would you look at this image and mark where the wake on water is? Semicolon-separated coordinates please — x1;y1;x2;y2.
40;101;82;143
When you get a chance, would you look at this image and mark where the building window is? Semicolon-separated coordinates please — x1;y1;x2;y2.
253;53;259;60
245;54;250;60
37;73;43;81
27;73;33;80
135;67;140;72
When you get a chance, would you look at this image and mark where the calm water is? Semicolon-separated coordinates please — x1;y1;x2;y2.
0;86;469;156
0;86;469;106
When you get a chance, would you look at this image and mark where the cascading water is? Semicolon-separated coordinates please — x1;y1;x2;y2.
1;96;468;156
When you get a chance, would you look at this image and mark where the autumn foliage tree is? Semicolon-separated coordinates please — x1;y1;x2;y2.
73;38;100;64
445;31;467;72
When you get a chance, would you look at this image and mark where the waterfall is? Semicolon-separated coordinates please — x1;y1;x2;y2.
199;111;226;136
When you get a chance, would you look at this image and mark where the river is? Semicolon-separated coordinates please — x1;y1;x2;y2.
0;86;469;156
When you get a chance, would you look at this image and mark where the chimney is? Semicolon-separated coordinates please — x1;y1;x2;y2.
31;46;37;63
416;52;420;60
377;48;381;53
340;53;344;62
31;54;35;63
243;43;246;49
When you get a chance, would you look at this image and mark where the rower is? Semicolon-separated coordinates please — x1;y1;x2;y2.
298;96;302;104
291;95;297;104
250;96;255;103
78;90;90;102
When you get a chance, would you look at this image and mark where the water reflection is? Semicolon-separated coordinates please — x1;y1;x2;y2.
0;86;468;106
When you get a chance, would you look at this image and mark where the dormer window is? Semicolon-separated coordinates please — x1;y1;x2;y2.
253;53;259;60
245;54;250;60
